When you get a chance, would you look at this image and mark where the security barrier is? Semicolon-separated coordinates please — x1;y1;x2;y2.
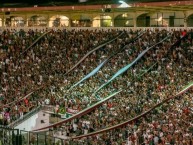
0;126;20;145
0;126;66;145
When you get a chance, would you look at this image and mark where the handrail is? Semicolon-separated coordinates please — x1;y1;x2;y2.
19;30;51;58
32;31;189;131
1;31;189;129
0;84;47;109
69;31;145;90
33;90;121;131
0;31;50;107
64;31;125;75
67;82;193;140
8;106;42;128
2;30;187;110
33;60;159;132
93;31;191;94
1;31;123;108
93;35;170;94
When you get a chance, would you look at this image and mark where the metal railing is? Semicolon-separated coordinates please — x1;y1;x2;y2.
0;126;20;145
0;126;66;145
8;106;42;128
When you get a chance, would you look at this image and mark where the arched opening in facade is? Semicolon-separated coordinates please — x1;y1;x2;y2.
5;17;11;27
114;13;134;27
137;13;150;27
28;15;47;27
71;14;92;27
93;15;112;27
93;16;100;27
10;16;24;27
137;12;184;27
100;15;112;27
187;14;193;27
49;15;69;27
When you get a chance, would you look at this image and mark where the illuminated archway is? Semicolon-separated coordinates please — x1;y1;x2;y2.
93;16;100;27
93;15;112;27
71;14;91;27
28;15;47;27
114;13;134;27
10;16;24;27
49;15;69;27
100;15;112;27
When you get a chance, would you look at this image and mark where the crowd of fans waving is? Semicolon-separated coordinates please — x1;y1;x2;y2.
0;28;192;145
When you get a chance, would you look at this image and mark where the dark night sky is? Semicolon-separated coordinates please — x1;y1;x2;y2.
1;0;190;3
0;0;86;7
1;0;93;3
0;0;189;7
3;0;79;3
1;0;125;8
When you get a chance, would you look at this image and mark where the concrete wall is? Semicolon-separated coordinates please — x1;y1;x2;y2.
14;111;50;132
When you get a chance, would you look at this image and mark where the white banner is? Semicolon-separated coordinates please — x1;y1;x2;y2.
67;108;79;114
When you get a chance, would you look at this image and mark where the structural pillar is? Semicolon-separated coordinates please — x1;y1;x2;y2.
111;13;114;27
1;17;4;27
183;11;187;30
2;14;5;27
133;13;137;30
25;15;28;27
47;15;50;27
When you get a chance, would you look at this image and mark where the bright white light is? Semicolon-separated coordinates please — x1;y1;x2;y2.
119;1;131;8
155;16;162;21
122;13;128;17
79;0;87;2
126;20;129;25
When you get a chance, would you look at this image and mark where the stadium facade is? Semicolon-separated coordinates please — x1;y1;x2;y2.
0;1;193;28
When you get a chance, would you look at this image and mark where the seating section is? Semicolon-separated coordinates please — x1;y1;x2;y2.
0;28;119;125
0;28;192;144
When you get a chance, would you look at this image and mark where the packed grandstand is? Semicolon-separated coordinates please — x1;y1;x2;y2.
0;28;192;144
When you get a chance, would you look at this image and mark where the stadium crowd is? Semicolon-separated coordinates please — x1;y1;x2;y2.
0;28;192;145
66;90;192;145
0;28;120;125
48;28;193;145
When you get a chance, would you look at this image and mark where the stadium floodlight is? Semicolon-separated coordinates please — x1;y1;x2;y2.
118;1;132;8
